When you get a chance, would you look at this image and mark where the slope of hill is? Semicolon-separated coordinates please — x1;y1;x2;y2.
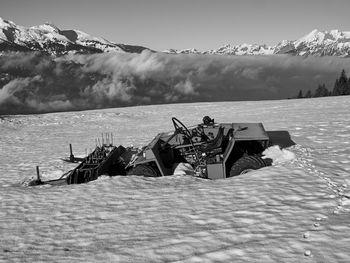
1;96;350;262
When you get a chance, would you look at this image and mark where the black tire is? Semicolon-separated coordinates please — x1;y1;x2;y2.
127;164;160;177
229;155;270;177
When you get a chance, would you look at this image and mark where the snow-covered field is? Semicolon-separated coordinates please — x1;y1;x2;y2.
1;96;350;262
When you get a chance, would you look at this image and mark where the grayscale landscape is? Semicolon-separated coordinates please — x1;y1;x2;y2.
1;0;350;262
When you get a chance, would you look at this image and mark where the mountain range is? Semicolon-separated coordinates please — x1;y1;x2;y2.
0;17;149;55
165;29;350;57
0;17;350;57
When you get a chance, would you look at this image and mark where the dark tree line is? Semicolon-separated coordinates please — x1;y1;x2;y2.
296;69;350;99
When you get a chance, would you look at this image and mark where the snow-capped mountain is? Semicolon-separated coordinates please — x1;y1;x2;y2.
206;43;275;55
1;17;349;57
165;29;350;57
0;17;149;55
274;29;350;57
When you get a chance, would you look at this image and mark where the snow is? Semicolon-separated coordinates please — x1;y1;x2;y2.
30;24;71;44
74;29;110;44
262;145;296;164
295;29;350;48
1;96;350;262
297;29;321;44
0;32;7;41
193;43;275;56
31;23;60;33
0;17;17;28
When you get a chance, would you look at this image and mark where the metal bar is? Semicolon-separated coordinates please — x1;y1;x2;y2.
69;144;74;162
36;166;41;181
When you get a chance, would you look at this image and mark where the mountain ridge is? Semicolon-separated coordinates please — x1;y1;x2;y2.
0;17;349;57
0;17;150;55
165;29;350;57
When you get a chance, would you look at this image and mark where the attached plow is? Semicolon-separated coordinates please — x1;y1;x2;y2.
29;116;295;186
30;144;138;186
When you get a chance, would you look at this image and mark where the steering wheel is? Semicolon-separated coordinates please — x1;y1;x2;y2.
172;117;192;140
171;117;202;167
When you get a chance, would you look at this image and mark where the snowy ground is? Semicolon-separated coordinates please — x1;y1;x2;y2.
1;96;350;262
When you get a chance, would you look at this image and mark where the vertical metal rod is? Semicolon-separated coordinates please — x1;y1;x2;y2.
101;133;104;145
69;144;74;162
111;133;113;146
36;166;41;181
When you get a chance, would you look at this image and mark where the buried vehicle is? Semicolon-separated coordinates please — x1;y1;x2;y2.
29;116;295;186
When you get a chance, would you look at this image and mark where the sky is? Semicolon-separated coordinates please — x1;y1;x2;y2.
1;0;349;51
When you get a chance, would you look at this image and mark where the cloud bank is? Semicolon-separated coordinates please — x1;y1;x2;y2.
0;51;349;114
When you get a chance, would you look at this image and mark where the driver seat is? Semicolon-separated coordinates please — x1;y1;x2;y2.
200;126;225;153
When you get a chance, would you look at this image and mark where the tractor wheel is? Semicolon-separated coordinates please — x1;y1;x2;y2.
127;164;160;177
229;155;270;177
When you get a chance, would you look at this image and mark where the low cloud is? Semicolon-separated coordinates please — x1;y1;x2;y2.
1;51;349;114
